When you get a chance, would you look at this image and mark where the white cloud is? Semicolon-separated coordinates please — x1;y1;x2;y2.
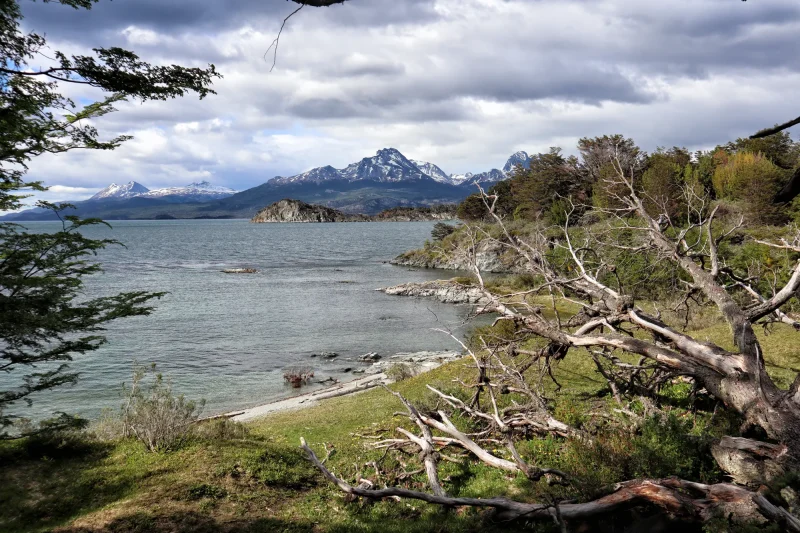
14;0;800;204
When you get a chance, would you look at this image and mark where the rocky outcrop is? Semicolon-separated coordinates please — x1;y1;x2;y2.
251;199;368;223
251;199;457;223
372;205;457;222
378;280;490;305
391;239;526;273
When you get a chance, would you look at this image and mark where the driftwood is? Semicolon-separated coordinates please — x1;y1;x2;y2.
301;438;800;529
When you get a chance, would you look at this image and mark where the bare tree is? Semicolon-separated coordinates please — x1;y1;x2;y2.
301;142;800;529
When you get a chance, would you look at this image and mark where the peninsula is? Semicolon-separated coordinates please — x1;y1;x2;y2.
251;199;457;223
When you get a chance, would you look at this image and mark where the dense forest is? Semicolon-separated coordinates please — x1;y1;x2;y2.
458;132;800;227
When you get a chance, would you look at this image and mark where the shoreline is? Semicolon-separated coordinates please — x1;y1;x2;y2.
225;350;461;422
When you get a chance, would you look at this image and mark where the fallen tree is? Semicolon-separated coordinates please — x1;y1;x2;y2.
301;141;800;529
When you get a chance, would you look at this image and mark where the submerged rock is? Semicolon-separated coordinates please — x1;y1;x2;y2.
222;268;258;274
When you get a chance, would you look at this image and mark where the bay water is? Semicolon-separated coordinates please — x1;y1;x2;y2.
3;219;475;421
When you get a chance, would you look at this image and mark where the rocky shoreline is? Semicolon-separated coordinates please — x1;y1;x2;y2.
390;239;524;273
228;350;461;422
378;280;490;305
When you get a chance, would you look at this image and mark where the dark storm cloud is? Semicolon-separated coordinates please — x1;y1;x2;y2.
286;97;359;119
20;0;439;40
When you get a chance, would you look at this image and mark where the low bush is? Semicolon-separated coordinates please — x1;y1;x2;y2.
386;363;417;382
194;418;249;441
122;363;205;452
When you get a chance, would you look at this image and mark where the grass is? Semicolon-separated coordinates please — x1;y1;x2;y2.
1;317;798;532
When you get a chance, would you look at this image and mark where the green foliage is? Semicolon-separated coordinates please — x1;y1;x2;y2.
712;151;789;224
641;147;689;219
430;221;457;241
508;147;585;222
185;483;227;501
194;418;250;442
725;131;800;170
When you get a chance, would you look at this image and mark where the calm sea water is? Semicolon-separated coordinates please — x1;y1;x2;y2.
5;219;475;421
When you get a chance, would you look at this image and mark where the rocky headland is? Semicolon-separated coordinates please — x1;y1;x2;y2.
391;239;525;273
251;199;369;223
378;280;490;305
250;199;457;223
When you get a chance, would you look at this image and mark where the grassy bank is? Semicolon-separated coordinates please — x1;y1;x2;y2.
1;322;798;533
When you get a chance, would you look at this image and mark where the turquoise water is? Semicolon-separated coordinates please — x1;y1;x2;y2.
4;219;473;420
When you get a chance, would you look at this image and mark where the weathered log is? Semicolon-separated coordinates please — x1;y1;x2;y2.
301;438;799;529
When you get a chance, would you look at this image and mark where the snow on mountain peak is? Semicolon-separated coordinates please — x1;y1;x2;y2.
268;148;534;188
89;181;150;201
89;180;236;202
503;151;531;174
411;159;451;184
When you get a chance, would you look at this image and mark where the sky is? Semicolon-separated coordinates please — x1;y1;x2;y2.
16;0;800;205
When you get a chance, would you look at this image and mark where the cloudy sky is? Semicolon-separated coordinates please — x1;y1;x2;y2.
17;0;800;204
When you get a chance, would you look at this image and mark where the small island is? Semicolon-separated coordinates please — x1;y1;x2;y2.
251;198;457;223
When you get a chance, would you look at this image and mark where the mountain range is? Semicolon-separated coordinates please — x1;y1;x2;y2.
3;148;531;221
90;181;238;202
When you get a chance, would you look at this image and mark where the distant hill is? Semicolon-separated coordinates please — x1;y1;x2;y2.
2;148;530;221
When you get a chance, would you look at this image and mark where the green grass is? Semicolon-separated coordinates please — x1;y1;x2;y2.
1;317;798;533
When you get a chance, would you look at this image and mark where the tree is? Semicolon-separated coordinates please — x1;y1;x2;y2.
456;181;516;222
640;147;690;220
713;151;789;225
0;0;219;436
508;147;584;221
577;134;645;210
303;146;800;530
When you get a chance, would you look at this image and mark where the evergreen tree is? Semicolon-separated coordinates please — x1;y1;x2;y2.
0;0;219;436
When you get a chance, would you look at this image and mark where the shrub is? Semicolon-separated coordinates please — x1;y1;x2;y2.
386;363;417;382
431;222;457;241
194;418;249;441
122;363;205;452
89;408;126;442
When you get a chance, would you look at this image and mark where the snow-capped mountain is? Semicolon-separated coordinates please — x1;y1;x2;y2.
448;172;474;185
503;151;532;174
89;181;150;200
88;180;237;203
271;148;530;188
410;160;451;184
342;148;427;182
139;181;238;201
273;148;429;186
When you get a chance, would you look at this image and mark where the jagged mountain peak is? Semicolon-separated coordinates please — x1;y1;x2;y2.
341;147;427;183
268;148;533;188
503;151;531;174
411;159;451;184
